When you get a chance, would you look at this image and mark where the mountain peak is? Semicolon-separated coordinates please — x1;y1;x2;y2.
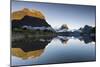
11;8;45;20
22;8;30;12
61;24;68;29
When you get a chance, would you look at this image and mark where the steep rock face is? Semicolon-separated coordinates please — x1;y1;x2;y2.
12;15;50;28
57;24;69;32
11;8;45;20
11;8;51;28
60;24;69;30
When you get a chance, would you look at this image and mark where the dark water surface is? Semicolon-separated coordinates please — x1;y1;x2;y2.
11;36;96;66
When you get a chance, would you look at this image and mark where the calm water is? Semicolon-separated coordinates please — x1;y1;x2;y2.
11;36;96;66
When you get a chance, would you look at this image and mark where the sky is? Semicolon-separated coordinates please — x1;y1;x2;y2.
12;1;96;29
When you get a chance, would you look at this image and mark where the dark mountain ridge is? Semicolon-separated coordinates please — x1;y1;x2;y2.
12;15;50;28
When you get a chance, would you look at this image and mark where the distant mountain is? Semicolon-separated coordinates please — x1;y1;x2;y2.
60;24;69;30
79;25;96;36
56;24;69;32
11;8;53;31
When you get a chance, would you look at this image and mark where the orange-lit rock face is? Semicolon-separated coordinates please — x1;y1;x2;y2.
11;48;44;60
11;8;45;20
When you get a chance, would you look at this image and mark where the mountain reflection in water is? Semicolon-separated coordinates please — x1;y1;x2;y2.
11;35;95;66
12;36;53;59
